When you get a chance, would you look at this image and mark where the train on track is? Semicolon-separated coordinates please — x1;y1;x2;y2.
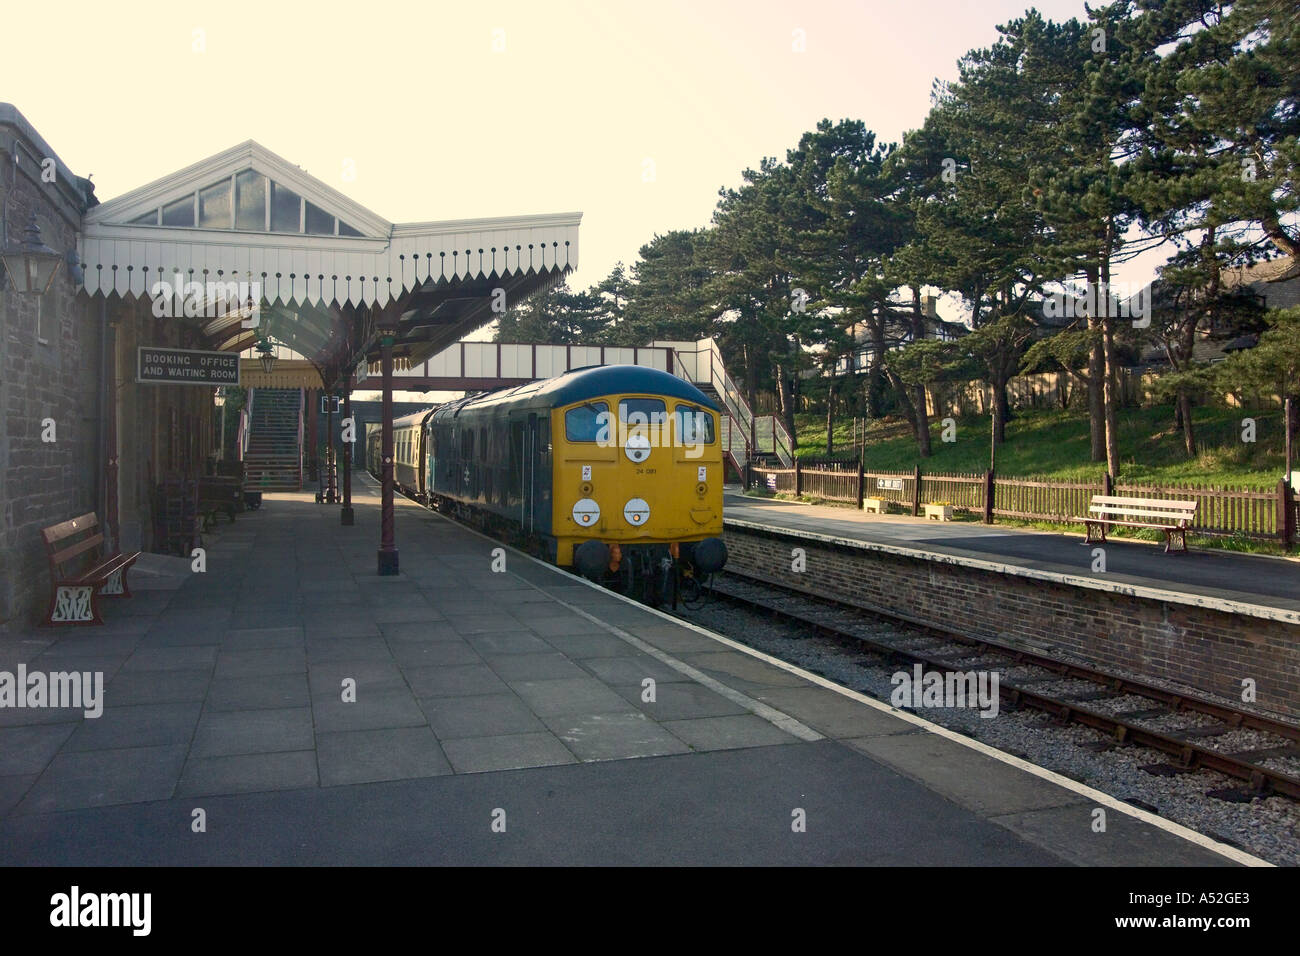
366;364;727;605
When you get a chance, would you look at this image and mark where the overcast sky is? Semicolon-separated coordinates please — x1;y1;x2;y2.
6;0;1162;301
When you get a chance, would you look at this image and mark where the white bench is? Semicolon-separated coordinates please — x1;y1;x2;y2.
1075;495;1197;554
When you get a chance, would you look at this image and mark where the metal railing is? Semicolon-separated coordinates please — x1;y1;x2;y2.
668;338;795;470
296;389;305;490
667;341;747;474
241;388;254;458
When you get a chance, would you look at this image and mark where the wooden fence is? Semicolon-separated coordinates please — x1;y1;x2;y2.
747;459;1296;544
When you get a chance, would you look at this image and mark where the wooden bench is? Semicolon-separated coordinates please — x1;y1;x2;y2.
1076;495;1198;554
40;513;141;626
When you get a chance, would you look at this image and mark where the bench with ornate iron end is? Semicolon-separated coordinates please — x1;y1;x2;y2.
1075;495;1198;554
40;513;141;626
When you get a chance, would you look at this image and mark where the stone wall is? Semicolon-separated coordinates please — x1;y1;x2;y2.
724;522;1300;721
0;105;215;630
0;108;99;631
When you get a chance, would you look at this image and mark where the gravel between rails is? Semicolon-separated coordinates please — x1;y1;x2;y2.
674;592;1300;867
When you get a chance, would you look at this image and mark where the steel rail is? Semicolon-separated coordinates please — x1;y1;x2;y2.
706;569;1300;801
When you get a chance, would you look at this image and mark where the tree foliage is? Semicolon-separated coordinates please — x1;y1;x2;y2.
490;0;1298;466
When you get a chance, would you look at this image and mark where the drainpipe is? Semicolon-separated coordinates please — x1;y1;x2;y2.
98;296;120;551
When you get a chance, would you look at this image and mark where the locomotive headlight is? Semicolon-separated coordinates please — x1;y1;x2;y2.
625;433;651;463
572;498;600;527
623;498;650;526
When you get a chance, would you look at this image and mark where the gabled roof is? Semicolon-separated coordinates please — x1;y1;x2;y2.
84;140;389;237
78;141;581;313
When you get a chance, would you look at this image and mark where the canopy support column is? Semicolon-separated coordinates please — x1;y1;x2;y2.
324;392;338;504
377;309;399;575
341;381;354;525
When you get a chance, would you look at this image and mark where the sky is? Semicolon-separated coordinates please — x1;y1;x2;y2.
3;0;1151;287
4;0;1175;398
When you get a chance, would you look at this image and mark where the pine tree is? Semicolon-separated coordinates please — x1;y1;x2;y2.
623;230;716;343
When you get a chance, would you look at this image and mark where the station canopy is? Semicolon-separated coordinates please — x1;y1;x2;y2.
79;141;580;387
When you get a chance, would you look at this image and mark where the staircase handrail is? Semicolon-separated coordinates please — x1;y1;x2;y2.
702;339;794;468
747;415;795;468
673;339;754;475
242;388;254;458
768;415;794;467
297;389;304;490
699;339;753;435
665;338;795;471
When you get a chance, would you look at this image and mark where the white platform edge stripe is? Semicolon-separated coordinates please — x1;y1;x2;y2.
371;475;1270;866
563;559;1274;867
527;597;825;743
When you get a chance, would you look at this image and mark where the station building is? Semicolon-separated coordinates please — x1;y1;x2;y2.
0;104;580;631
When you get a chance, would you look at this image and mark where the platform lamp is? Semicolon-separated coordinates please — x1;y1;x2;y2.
256;338;277;375
0;214;63;295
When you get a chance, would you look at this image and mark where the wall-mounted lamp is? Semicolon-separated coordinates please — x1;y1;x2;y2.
1;214;63;295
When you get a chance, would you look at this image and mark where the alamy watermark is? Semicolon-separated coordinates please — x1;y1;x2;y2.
890;664;1000;718
50;886;150;936
150;273;260;327
595;410;709;459
0;666;103;718
1043;280;1150;327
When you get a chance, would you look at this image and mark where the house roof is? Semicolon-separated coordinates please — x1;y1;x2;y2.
1221;259;1300;309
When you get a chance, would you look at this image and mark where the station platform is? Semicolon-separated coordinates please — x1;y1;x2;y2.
725;490;1299;622
0;478;1259;865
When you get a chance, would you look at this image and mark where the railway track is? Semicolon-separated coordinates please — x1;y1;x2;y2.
695;569;1300;802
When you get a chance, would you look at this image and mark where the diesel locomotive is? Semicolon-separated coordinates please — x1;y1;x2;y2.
366;364;727;604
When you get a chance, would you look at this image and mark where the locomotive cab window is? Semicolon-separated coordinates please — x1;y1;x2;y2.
674;404;716;444
618;398;666;427
565;402;608;442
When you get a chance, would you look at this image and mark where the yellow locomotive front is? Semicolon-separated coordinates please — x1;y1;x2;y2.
552;390;727;605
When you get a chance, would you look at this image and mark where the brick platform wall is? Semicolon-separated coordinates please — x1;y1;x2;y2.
724;524;1300;721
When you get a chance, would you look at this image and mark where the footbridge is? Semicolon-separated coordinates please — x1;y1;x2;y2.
350;336;794;470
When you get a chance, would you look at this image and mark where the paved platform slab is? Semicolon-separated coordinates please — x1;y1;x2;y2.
0;477;1253;865
725;491;1299;616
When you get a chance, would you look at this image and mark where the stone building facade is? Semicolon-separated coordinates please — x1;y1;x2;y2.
0;105;100;632
1;104;214;632
1;103;581;629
